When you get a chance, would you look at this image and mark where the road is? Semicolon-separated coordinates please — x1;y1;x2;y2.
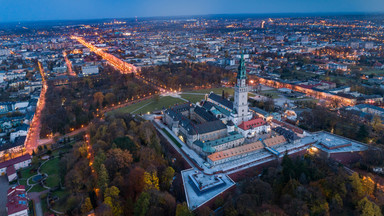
70;36;136;74
25;61;47;154
70;36;172;93
63;51;76;77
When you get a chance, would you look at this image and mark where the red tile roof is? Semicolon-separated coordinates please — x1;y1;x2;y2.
0;154;31;169
6;185;28;215
208;141;264;162
6;165;15;176
264;135;287;147
238;118;266;130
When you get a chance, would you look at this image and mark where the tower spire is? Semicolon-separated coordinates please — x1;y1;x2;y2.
237;53;246;79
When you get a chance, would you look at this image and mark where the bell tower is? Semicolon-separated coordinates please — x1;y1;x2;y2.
233;54;250;124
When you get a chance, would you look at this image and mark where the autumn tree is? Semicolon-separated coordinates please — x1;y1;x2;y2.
104;186;123;216
98;164;109;193
81;197;93;214
105;92;116;105
161;166;175;190
176;202;193;216
93;92;104;107
357;197;382;216
143;171;160;191
105;148;133;177
134;192;150;216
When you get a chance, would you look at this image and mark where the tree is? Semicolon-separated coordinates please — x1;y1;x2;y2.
105;148;133;177
104;196;123;216
349;172;364;198
134;192;150;216
357;197;382;216
81;197;93;214
98;164;109;193
104;186;122;216
93;92;104;107
105;93;116;105
93;150;106;174
104;186;120;199
143;171;159;191
357;125;369;142
175;202;193;216
161;167;175;190
31;156;39;167
127;167;146;199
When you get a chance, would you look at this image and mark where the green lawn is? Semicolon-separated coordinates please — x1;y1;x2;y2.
183;87;234;95
19;179;28;186
162;128;182;148
40;158;61;188
51;145;72;157
40;194;49;214
29;184;46;192
260;90;280;99
20;167;36;179
180;94;205;103
108;96;186;115
361;69;384;75
107;87;235;115
50;190;72;213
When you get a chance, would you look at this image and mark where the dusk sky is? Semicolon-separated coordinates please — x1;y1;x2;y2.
1;0;384;22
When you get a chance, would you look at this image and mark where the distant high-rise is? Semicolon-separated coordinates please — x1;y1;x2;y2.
261;21;266;29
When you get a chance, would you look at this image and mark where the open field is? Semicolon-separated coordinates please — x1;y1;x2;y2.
29;184;46;192
361;69;384;75
50;190;72;213
259;89;280;99
107;87;237;115
184;87;234;95
179;94;205;103
108;96;186;115
40;157;61;188
20;167;36;179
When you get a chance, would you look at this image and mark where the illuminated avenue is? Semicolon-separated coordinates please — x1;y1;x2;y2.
71;36;137;74
24;61;48;154
71;35;173;93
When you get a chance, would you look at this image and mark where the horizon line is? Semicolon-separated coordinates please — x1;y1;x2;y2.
1;11;384;25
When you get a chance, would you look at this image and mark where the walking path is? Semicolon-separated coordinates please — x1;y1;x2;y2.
26;157;54;192
131;101;154;114
29;191;48;216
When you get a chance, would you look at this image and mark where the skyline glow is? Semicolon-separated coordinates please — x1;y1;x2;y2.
1;0;384;22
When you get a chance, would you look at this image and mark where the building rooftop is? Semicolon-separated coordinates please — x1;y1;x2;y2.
263;135;287;148
6;185;28;215
250;107;269;116
195;132;244;153
181;169;235;210
238;117;266;130
194;106;218;122
208;93;233;110
6;165;16;176
208;141;264;162
0;154;31;170
319;135;351;150
312;132;369;153
195;120;227;134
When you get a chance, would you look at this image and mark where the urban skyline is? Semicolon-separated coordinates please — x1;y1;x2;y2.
2;0;384;22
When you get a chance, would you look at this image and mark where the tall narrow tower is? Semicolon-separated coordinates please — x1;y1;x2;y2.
233;54;250;124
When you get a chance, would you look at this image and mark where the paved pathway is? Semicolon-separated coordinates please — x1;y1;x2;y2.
0;176;12;216
27;157;54;192
29;191;48;216
131;101;154;114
